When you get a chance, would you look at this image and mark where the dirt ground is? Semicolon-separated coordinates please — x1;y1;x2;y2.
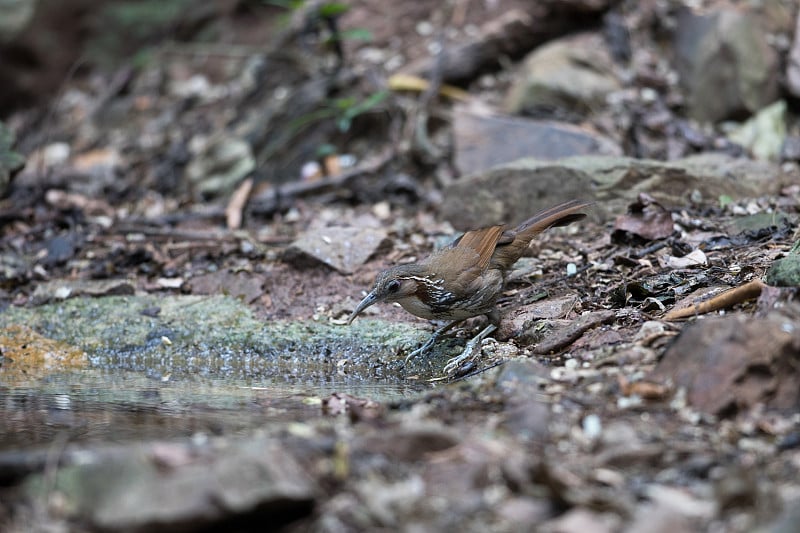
1;1;800;532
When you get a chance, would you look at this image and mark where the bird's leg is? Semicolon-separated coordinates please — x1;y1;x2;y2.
404;320;460;364
443;324;497;375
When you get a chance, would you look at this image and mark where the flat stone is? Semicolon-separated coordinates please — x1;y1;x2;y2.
187;269;266;304
23;438;315;532
31;278;135;305
286;226;388;274
440;154;789;230
453;105;620;175
441;159;595;230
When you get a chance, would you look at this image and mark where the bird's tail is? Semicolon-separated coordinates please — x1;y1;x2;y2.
490;199;593;270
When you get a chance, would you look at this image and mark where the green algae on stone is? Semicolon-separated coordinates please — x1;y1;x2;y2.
726;211;793;234
0;295;449;380
766;254;800;287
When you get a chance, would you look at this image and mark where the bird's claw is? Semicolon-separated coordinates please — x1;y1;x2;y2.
443;324;497;375
403;334;438;364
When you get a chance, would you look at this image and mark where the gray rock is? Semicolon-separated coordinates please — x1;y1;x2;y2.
763;499;800;533
0;294;437;380
24;439;315;532
453;105;621;175
286;226;388;274
726;100;787;161
440;154;787;230
787;12;800;98
441;159;593;230
781;136;800;162
505;32;620;116
766;254;800;287
674;8;779;122
0;0;35;42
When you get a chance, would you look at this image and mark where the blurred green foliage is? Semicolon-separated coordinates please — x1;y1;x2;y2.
0;120;25;191
85;0;201;67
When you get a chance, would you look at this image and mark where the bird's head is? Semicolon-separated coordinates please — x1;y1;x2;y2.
346;264;424;324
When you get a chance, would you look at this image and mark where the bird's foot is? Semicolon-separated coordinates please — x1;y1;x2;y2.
443;324;497;375
404;320;461;365
403;333;440;364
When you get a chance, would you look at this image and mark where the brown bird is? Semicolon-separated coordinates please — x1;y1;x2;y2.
347;199;592;372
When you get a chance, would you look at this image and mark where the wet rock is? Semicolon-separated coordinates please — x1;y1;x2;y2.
453;105;621;175
286;226;388;274
440;154;787;230
505;33;620;116
727;100;787;161
1;294;433;381
674;7;779;122
0;324;88;385
650;313;800;415
23;439;315;532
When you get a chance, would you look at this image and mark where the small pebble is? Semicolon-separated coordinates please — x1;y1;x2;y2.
582;414;603;441
566;263;578;276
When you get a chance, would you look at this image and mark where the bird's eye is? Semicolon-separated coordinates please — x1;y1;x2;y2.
386;280;401;293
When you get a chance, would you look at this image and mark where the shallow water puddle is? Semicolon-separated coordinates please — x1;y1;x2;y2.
0;295;435;451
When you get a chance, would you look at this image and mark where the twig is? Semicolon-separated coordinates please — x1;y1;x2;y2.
225;177;253;230
663;278;766;320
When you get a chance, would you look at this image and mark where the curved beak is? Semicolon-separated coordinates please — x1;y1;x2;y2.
347;290;379;324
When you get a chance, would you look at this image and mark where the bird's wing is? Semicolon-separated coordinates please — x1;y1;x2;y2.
453;225;505;271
